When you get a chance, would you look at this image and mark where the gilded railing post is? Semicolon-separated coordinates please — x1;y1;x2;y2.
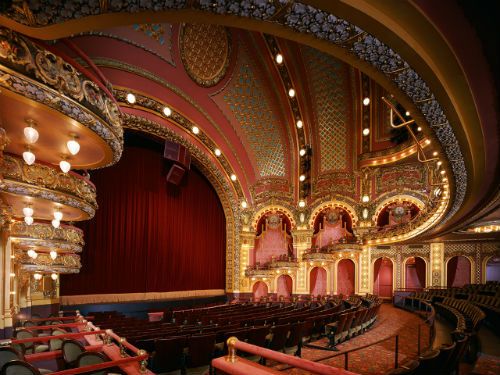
226;336;238;363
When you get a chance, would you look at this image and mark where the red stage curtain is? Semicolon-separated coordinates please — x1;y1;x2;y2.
61;145;226;295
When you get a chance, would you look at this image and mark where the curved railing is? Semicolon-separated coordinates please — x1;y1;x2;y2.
212;337;358;375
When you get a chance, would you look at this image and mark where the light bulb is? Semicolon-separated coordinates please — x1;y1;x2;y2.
298;200;306;208
23;150;36;165
32;251;38;259
299;149;306;156
67;139;80;155
34;273;42;280
296;120;303;129
362;128;370;136
59;160;71;173
363;97;370;106
214;148;221;157
50;250;57;260
53;211;63;221
241;201;247;209
362;195;370;203
24;126;39;144
192;126;200;135
417;126;422;132
24;216;34;225
288;88;295;98
163;106;172;116
51;273;58;281
52;219;60;228
275;54;283;64
299;175;306;182
126;93;136;104
23;207;34;217
405;111;410;117
230;174;237;181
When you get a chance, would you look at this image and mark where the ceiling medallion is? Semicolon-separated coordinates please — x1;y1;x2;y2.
179;23;231;87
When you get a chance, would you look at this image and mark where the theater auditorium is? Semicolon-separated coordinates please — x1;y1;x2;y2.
0;1;498;374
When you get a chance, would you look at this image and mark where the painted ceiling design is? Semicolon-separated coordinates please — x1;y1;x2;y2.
301;46;353;173
219;45;287;178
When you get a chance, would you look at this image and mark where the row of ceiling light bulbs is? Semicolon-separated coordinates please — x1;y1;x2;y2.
23;121;80;173
23;206;63;228
27;249;58;260
33;272;58;281
127;92;242;195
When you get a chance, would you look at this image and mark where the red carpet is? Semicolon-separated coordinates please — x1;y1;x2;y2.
281;304;431;375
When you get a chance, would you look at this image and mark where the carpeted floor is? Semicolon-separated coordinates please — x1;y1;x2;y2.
280;304;431;375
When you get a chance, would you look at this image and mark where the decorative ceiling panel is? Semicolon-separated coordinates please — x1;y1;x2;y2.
302;46;353;173
180;23;230;87
220;47;286;178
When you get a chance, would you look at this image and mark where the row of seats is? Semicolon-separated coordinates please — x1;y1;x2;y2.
440;298;485;332
388;334;469;375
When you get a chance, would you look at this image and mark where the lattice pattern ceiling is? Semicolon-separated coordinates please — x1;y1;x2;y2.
222;48;286;177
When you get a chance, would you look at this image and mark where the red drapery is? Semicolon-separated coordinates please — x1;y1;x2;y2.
447;256;471;287
337;259;355;296
373;258;393;297
61;145;226;295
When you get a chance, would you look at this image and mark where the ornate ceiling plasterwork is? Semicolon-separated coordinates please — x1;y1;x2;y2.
179;23;231;87
0;27;123;167
0;0;465;226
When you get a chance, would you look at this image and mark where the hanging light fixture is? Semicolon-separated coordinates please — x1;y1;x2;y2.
50;250;57;260
24;216;34;225
53;211;63;221
67;136;80;155
51;273;58;281
23;148;36;165
24;120;39;144
59;160;71;173
23;206;34;217
51;219;60;228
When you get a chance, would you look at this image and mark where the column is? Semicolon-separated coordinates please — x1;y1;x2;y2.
430;242;445;287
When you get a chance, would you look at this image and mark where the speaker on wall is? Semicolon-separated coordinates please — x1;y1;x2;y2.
164;141;191;185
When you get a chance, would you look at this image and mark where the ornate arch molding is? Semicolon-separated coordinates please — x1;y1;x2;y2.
309;200;359;228
121;113;240;291
0;1;467;227
372;193;426;223
251;205;297;232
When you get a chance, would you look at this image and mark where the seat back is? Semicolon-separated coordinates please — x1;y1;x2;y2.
49;328;67;351
0;347;21;369
76;352;108;375
268;324;290;352
246;326;270;347
0;360;41;375
14;330;34;351
187;334;216;368
416;349;440;374
153;336;187;373
23;321;36;328
286;321;305;348
62;339;85;366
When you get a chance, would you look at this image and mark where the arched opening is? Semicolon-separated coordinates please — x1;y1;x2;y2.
376;202;420;229
447;256;471;287
276;275;293;301
253;211;293;267
252;281;268;302
486;256;500;282
373;257;393;298
405;257;426;290
309;267;327;297
337;259;355;297
312;207;354;249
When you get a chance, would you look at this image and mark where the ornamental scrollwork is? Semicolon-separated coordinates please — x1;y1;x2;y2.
3;154;97;208
10;221;84;245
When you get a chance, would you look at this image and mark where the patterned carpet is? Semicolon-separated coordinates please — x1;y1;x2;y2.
280;304;431;375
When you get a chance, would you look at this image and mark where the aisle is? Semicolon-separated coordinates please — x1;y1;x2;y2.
284;304;430;375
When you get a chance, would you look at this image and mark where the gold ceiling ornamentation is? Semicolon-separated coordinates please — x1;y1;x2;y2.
10;221;84;245
2;154;97;209
0;27;123;165
180;23;231;87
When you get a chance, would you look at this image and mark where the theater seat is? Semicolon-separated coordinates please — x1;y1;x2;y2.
0;360;42;375
385;360;419;374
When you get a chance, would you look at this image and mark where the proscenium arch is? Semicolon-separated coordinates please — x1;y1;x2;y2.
0;4;485;235
121;114;240;292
